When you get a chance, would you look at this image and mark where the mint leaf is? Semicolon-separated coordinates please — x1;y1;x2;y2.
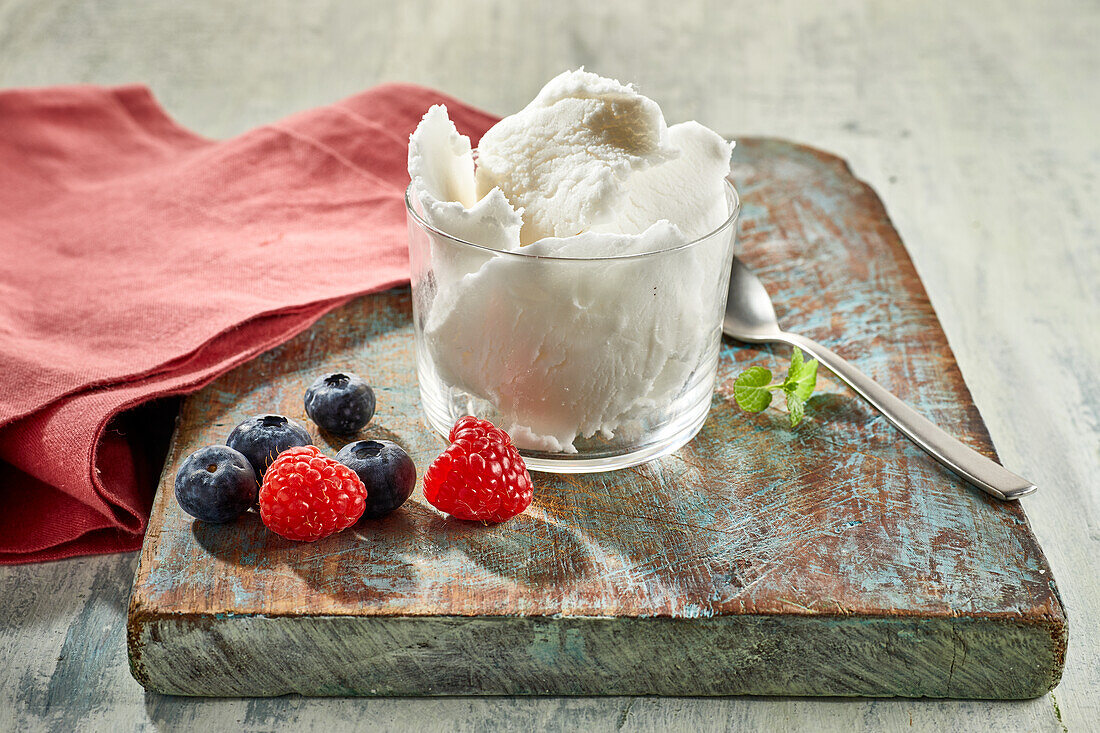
788;346;804;376
786;390;806;427
733;349;819;427
734;366;774;412
785;347;818;402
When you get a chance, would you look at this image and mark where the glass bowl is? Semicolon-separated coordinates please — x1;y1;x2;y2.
405;180;740;473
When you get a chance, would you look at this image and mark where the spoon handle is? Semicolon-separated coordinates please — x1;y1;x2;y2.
780;332;1037;500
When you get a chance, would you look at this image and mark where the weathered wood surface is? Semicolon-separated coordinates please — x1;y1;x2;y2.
127;139;1064;698
4;0;1097;729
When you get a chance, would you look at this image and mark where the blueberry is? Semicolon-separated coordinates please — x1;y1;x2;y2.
336;440;415;519
174;445;257;523
226;414;313;480
304;372;376;435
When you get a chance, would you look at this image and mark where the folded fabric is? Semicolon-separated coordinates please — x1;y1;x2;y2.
0;83;497;563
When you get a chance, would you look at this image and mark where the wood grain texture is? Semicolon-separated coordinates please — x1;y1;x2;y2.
128;140;1064;698
3;0;1096;729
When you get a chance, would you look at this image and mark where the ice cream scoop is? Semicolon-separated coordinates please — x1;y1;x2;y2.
474;69;675;245
407;104;522;252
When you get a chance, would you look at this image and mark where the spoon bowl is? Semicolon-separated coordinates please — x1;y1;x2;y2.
722;256;783;342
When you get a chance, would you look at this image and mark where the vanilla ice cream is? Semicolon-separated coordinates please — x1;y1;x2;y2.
407;69;735;453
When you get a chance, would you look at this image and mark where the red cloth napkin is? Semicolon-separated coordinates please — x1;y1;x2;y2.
0;83;497;564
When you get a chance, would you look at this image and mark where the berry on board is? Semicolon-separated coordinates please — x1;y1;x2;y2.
336;440;417;520
258;445;367;541
423;416;533;523
174;445;257;523
304;372;376;435
226;414;313;481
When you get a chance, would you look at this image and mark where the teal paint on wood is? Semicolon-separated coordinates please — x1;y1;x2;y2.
128;139;1066;698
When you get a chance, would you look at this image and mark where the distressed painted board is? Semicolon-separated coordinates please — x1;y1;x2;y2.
128;139;1065;699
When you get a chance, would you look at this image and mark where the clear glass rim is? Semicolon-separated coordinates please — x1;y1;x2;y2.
405;178;740;263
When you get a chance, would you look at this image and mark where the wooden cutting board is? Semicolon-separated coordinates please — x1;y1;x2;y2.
127;139;1066;698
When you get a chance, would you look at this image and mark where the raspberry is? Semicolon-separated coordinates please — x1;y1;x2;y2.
258;445;367;541
423;416;533;522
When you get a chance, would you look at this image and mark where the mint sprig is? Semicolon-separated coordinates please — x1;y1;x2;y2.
733;347;819;427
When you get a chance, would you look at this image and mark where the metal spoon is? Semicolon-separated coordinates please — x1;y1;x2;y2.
722;256;1037;500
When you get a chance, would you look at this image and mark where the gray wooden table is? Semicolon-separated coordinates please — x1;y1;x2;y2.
2;1;1096;730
